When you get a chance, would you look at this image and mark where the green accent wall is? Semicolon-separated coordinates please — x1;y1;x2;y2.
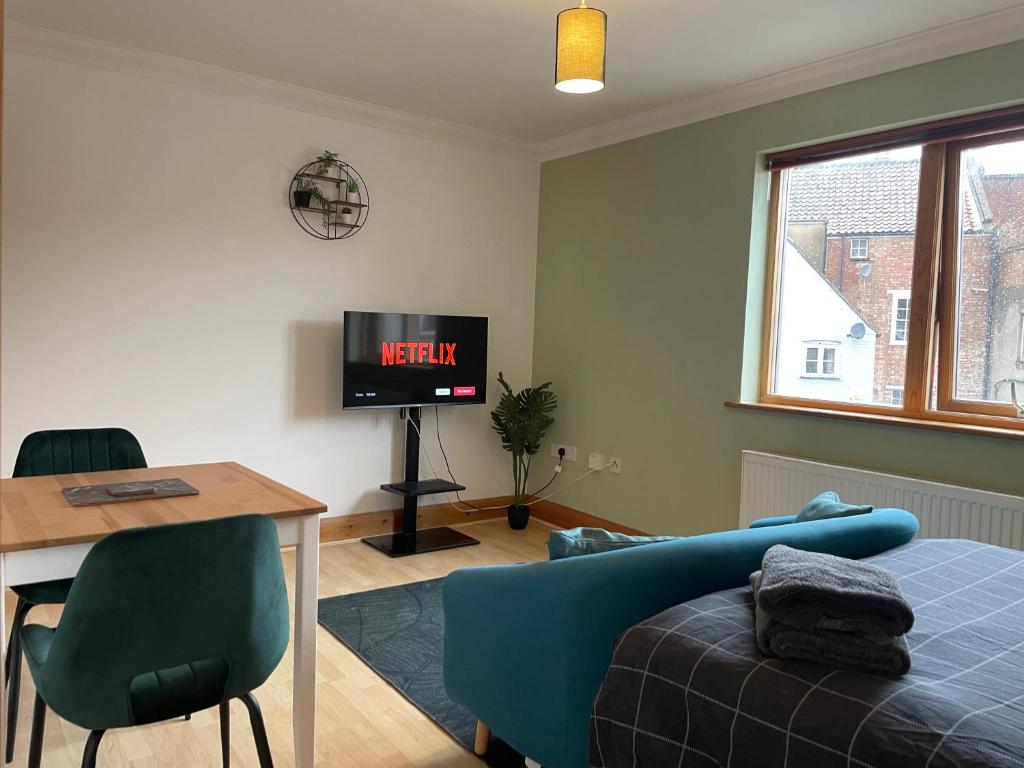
533;41;1024;536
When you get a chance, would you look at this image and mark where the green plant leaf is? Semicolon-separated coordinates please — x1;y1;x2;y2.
490;372;558;506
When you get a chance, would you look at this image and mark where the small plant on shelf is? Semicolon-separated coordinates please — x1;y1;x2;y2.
490;372;557;530
345;178;361;203
339;207;356;226
314;150;340;177
292;177;318;209
293;178;332;229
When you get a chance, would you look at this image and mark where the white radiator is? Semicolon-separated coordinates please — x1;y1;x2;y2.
739;451;1024;549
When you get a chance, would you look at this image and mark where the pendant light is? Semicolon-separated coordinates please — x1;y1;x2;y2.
555;1;607;94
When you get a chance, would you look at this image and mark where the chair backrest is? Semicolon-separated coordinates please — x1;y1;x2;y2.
13;428;147;477
39;515;289;729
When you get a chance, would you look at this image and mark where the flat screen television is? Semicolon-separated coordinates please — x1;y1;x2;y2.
342;311;488;409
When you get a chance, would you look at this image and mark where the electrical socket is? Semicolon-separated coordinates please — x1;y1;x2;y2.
551;443;577;461
609;457;622;474
588;453;606;470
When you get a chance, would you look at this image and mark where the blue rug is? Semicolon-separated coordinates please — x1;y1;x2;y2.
318;578;531;765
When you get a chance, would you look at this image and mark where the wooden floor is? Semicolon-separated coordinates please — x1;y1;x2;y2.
3;518;551;767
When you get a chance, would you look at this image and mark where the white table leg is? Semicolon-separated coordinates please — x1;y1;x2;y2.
293;515;319;768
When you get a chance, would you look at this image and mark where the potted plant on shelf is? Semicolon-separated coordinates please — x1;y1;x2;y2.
314;150;340;178
490;372;557;530
339;207;356;226
301;182;331;229
345;178;361;203
292;177;317;209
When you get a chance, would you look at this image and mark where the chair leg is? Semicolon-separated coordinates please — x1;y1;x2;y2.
474;721;491;756
239;693;274;768
3;598;20;684
26;694;45;768
219;701;230;768
80;730;105;768
5;598;33;764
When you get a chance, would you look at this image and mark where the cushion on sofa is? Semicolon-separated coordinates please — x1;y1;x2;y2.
748;514;799;529
795;491;872;523
547;527;678;560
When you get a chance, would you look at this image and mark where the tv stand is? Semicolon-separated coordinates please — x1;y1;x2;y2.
361;406;481;557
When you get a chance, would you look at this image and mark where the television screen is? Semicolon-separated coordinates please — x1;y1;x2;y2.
343;311;488;409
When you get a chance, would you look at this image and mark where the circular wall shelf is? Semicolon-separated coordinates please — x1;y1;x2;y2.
289;158;369;240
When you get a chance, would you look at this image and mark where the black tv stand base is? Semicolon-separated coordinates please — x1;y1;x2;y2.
361;526;480;558
361;406;481;557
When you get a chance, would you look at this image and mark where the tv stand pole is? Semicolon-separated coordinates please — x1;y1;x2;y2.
361;406;481;557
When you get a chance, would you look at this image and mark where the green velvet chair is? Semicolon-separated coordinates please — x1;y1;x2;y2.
5;428;148;763
20;514;289;768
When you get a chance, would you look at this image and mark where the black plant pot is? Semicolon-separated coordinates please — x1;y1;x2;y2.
293;189;313;208
507;504;530;530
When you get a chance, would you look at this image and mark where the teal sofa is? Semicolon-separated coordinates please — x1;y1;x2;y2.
442;508;919;768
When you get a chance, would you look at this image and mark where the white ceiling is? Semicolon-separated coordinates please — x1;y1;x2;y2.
7;1;1024;148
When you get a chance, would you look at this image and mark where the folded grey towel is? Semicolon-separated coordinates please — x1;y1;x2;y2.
755;545;914;638
751;572;912;676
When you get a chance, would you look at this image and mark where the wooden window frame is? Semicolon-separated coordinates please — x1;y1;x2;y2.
935;128;1024;420
755;106;1024;433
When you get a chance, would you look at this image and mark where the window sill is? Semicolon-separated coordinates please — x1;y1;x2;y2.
724;400;1024;442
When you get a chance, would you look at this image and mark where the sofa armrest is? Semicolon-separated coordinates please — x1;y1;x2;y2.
749;514;799;528
442;508;918;768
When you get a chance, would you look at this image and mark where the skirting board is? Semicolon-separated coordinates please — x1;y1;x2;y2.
528;499;648;536
318;496;648;544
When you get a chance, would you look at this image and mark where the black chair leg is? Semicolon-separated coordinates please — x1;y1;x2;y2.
219;701;230;768
3;598;21;684
80;730;105;768
5;597;32;764
26;694;45;768
239;693;273;768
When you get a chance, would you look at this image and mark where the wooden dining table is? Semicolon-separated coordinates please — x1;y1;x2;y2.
0;461;326;767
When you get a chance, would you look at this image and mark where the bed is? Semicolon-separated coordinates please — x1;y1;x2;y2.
590;538;1024;767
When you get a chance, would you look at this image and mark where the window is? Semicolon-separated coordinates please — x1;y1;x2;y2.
888;386;905;407
767;146;916;407
1019;313;1024;366
803;343;839;378
850;237;869;260
890;291;910;345
757;105;1024;431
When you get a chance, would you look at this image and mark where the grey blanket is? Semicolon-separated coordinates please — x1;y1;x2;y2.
756;544;914;638
752;570;912;676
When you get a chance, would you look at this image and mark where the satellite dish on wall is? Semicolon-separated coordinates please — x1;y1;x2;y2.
858;264;872;278
849;322;866;340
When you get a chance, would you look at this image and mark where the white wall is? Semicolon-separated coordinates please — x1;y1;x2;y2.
0;52;540;518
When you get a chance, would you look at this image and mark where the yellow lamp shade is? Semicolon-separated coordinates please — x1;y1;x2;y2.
555;3;606;94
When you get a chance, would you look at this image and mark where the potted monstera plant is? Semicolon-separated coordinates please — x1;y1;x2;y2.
490;372;557;530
